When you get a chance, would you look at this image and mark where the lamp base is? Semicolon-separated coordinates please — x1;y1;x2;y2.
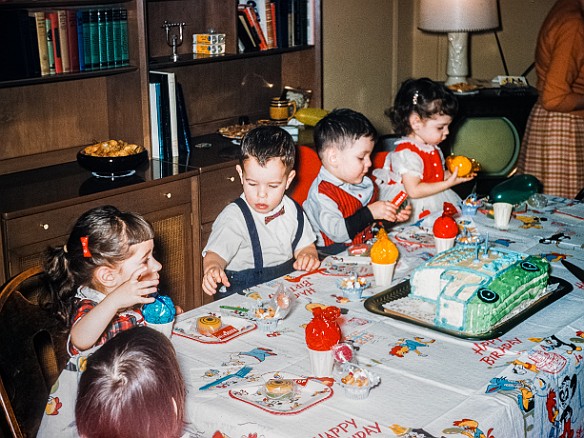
445;32;469;86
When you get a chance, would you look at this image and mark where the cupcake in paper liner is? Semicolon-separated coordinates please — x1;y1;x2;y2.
333;362;380;400
142;293;176;324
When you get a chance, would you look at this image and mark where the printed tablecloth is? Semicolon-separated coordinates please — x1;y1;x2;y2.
175;195;584;438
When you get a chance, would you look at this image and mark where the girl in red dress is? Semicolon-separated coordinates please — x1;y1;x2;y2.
373;78;476;225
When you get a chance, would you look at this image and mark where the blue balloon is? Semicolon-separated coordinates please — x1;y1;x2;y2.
142;293;176;324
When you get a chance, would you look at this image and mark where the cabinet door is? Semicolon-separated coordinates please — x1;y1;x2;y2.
146;203;198;311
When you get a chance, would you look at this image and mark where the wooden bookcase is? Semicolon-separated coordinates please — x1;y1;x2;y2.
0;0;322;170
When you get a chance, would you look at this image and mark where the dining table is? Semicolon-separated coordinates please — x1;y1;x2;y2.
173;194;584;438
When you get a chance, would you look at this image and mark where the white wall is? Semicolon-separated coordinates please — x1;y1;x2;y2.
323;0;554;135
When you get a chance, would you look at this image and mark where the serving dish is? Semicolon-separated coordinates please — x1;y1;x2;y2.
77;149;148;178
363;276;573;340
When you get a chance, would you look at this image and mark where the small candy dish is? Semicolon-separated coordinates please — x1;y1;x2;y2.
460;194;484;216
338;276;369;301
248;301;281;333
333;363;380;400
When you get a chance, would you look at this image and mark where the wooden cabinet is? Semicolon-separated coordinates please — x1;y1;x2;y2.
1;173;204;311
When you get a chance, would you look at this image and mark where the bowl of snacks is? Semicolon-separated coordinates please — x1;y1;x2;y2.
338;275;369;301
77;139;148;178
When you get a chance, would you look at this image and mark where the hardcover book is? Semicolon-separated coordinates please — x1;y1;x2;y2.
47;12;63;73
45;17;56;74
31;11;50;76
57;10;70;73
66;10;80;72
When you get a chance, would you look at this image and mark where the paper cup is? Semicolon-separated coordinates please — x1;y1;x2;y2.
493;202;513;230
372;262;395;288
434;236;455;253
308;348;334;377
145;319;174;338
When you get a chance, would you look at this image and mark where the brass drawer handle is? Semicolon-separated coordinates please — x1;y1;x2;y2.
40;223;49;230
164;192;172;199
227;176;235;182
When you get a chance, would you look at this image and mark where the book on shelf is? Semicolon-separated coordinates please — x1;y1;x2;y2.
31;11;50;76
66;9;80;72
175;82;192;157
237;10;260;52
149;81;163;160
45;17;56;74
268;1;278;49
0;10;41;80
57;10;71;73
273;0;289;49
239;4;268;50
47;12;64;74
240;0;272;49
149;71;179;159
119;8;129;66
88;9;99;71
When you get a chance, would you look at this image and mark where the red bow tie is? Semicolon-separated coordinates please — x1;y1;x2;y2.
265;206;285;224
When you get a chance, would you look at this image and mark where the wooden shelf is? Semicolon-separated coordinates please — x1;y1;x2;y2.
0;66;138;89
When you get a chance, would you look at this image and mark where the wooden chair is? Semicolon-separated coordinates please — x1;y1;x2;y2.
0;267;69;438
288;145;321;205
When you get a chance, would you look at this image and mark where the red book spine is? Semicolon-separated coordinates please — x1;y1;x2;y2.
47;12;63;73
242;5;268;50
269;2;278;49
66;10;80;72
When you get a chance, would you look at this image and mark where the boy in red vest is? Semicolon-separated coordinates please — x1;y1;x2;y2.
303;108;411;255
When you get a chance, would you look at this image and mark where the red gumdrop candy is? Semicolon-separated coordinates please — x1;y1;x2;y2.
433;215;458;238
305;306;342;351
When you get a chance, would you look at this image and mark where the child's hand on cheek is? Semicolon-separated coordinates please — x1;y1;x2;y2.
110;267;157;310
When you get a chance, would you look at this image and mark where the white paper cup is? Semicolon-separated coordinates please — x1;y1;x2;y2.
371;262;395;288
308;348;334;377
493;202;513;230
145;319;174;338
434;236;455;253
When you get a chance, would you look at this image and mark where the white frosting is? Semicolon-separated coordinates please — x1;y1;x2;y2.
410;246;549;334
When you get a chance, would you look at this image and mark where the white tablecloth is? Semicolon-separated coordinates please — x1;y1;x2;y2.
175;195;584;438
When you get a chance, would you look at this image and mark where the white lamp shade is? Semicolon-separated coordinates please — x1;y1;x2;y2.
418;0;499;32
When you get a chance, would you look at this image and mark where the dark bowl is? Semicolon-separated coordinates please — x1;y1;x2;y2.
77;149;148;178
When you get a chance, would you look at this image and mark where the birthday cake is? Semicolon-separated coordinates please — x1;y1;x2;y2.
409;246;549;335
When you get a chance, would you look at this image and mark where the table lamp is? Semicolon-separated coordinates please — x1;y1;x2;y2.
418;0;499;85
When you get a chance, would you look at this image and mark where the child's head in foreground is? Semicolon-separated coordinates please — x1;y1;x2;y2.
237;126;297;214
388;77;458;141
314;108;378;185
75;326;186;438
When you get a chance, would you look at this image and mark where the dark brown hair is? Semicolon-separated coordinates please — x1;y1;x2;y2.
75;326;186;438
239;125;296;173
41;205;155;325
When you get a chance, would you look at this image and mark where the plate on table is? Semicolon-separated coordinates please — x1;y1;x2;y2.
173;313;256;344
393;227;435;248
229;371;333;415
363;276;573;340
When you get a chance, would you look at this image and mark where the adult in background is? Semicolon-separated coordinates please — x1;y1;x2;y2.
518;0;584;199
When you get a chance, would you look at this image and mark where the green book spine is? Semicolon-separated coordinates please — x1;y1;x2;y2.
112;8;121;66
81;10;92;71
105;8;115;68
119;8;129;66
88;9;99;70
97;9;106;69
45;18;56;74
